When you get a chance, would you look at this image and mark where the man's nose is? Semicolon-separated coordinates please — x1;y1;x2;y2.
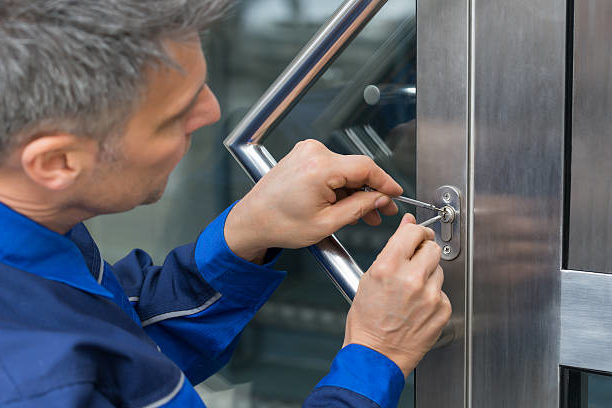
185;85;221;135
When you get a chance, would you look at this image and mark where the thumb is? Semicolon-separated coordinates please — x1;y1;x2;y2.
402;213;417;225
323;191;391;231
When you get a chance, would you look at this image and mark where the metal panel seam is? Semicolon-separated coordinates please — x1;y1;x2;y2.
466;0;475;405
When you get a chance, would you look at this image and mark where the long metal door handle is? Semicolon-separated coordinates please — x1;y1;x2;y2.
224;0;389;302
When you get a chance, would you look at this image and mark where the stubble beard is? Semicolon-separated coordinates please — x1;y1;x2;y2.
141;178;168;205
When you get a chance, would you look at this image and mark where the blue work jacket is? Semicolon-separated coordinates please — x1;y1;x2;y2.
0;202;404;407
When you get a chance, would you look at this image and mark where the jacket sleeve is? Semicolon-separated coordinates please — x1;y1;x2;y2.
303;344;406;408
111;203;286;385
2;383;115;408
2;378;209;408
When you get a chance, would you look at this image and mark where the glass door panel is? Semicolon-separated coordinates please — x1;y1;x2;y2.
562;368;612;408
221;1;418;405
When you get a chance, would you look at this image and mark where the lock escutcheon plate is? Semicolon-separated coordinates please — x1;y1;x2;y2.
431;186;461;261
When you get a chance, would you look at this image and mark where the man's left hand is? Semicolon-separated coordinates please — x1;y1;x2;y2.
224;139;403;263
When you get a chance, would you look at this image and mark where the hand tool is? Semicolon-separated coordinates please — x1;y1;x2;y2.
419;215;443;227
362;186;444;212
362;186;446;227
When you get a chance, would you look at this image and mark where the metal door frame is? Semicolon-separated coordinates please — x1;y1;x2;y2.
415;0;468;405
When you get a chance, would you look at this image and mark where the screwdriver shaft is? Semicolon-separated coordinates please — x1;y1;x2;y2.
419;215;443;228
362;186;442;212
392;195;442;212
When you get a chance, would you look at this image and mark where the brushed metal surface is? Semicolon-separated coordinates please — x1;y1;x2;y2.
561;270;612;373
567;0;612;273
415;0;468;405
470;0;565;406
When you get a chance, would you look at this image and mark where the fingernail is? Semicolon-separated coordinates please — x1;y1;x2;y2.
375;195;390;208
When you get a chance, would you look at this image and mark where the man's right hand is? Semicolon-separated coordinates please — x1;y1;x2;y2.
343;213;452;377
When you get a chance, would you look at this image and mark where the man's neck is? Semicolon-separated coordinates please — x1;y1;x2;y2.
0;179;83;235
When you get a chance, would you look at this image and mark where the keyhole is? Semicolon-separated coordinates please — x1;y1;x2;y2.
440;206;455;242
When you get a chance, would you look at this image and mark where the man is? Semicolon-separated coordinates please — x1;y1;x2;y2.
0;1;451;407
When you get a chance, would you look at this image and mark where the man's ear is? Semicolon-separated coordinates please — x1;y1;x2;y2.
20;134;99;191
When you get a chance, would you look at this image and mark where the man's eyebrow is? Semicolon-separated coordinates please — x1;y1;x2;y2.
159;82;206;128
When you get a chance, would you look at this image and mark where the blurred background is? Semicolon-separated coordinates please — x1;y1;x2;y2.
87;0;418;406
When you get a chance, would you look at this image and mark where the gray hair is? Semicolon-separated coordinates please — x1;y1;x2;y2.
0;0;230;161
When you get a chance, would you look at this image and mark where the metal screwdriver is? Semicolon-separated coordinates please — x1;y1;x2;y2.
362;186;444;212
419;215;443;227
391;195;444;213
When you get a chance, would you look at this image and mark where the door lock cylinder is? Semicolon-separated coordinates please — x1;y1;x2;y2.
429;186;461;260
440;206;456;242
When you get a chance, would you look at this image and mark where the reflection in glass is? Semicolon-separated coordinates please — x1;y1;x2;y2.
87;0;416;406
562;367;612;408
566;0;612;273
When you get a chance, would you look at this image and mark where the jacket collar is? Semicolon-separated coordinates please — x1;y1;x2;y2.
0;201;112;298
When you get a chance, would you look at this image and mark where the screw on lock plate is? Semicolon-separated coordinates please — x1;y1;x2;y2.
430;186;461;261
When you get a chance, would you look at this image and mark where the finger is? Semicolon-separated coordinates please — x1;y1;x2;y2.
402;213;417;225
430;291;453;333
428;265;444;290
361;209;382;226
396;222;435;254
440;291;452;320
377;199;399;217
441;290;451;310
327;154;403;197
323;191;393;230
382;222;434;260
410;240;442;278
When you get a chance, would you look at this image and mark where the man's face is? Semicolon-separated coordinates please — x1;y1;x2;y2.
84;37;221;214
